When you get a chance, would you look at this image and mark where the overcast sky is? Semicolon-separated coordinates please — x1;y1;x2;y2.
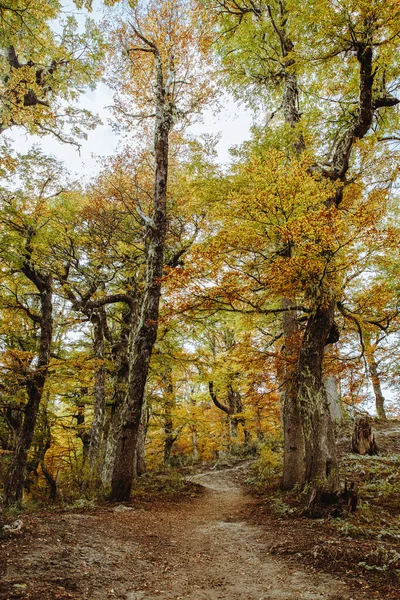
7;0;253;181
8;89;253;180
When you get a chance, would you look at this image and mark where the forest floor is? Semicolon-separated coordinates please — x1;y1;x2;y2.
1;421;400;600
0;461;385;600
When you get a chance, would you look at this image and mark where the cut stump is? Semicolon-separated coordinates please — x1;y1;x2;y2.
351;416;378;456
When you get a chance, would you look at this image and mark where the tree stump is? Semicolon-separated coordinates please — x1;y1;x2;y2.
305;481;358;518
352;417;378;455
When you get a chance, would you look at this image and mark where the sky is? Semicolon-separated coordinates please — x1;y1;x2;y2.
8;88;253;180
5;0;392;418
6;0;254;181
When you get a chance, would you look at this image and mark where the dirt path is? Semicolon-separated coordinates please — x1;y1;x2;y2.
1;466;357;600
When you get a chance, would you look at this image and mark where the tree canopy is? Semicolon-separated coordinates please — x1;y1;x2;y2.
0;0;399;510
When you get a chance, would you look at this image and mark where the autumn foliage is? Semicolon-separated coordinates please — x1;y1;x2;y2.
0;0;400;505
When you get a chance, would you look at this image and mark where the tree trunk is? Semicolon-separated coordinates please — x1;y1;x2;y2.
371;365;387;421
162;369;175;465
285;300;339;493
281;297;306;490
209;380;244;443
109;52;172;502
4;273;53;505
74;402;90;465
102;305;132;485
324;374;342;424
227;384;243;440
135;400;148;477
352;417;378;455
279;21;307;489
88;310;107;474
364;333;387;420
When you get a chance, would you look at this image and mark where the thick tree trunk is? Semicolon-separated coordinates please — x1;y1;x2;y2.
324;374;342;424
281;298;306;490
4;273;53;505
109;52;172;501
102;306;132;485
285;300;339;493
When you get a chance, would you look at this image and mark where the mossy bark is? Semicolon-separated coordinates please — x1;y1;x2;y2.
109;52;172;502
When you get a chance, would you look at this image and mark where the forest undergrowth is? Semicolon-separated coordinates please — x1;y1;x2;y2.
244;418;400;597
1;419;399;599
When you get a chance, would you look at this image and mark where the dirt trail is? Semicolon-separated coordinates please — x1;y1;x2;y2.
1;465;357;600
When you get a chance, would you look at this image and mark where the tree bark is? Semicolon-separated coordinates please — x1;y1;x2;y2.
74;397;90;465
227;384;243;439
295;301;338;491
88;309;107;474
135;400;148;477
324;375;342;424
209;381;244;442
352;417;378;455
370;359;387;421
4;268;53;505
364;333;387;420
102;305;132;485
109;49;173;501
163;370;175;465
281;297;306;490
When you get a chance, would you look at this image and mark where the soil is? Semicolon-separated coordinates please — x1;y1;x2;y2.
252;421;400;600
0;463;362;600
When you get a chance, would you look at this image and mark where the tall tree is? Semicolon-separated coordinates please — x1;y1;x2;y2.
209;0;400;495
107;0;214;501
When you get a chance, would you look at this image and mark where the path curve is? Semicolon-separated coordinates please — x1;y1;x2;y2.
128;465;353;600
1;464;357;600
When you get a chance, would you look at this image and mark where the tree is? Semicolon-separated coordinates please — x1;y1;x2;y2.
208;0;400;495
104;0;215;501
0;150;66;503
0;0;104;143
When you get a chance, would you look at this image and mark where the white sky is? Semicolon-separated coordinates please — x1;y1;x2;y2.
7;91;253;180
6;0;254;181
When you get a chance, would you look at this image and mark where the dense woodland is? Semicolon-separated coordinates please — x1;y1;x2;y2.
0;0;400;515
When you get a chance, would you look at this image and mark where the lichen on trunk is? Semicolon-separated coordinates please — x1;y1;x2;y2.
109;46;172;501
